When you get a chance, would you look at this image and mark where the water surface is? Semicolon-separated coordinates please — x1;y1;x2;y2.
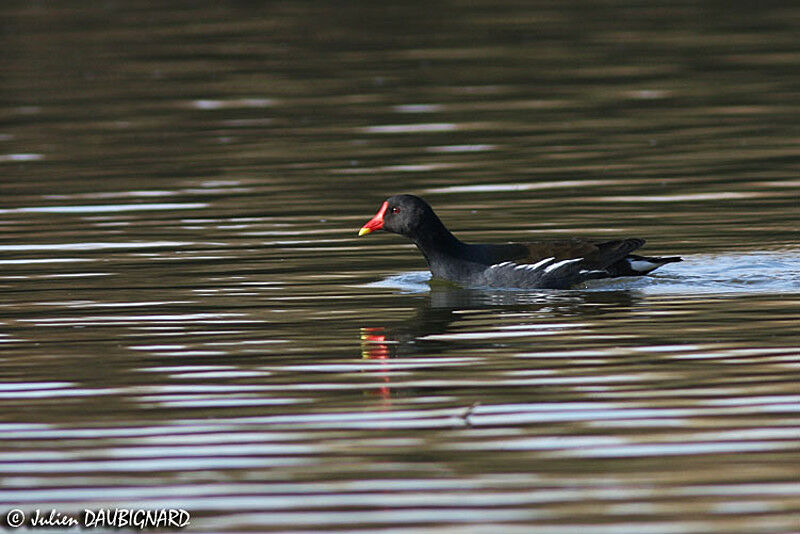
1;1;798;532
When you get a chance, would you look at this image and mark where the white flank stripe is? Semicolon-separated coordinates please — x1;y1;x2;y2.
544;258;583;273
527;257;556;270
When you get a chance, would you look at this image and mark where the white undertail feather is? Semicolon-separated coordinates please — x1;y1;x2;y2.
628;259;659;273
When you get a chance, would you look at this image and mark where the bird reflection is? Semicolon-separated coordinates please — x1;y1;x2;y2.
359;284;641;400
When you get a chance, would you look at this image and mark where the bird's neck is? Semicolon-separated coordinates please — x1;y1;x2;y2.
409;219;476;278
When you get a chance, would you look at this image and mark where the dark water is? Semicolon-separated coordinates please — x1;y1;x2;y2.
1;1;799;532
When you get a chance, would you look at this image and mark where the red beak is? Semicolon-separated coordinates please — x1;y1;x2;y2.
358;201;389;236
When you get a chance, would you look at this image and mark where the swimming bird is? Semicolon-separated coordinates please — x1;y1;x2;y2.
358;194;681;289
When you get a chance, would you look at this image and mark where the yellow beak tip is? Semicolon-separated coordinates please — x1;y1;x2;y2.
358;227;373;237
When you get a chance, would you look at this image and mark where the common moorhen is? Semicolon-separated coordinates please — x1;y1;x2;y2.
358;194;681;289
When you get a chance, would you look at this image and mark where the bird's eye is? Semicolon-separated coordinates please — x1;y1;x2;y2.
391;207;401;214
